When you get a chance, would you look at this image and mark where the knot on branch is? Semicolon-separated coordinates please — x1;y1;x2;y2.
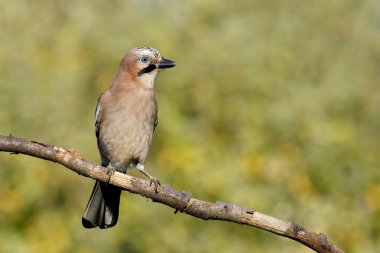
319;233;332;251
289;222;305;236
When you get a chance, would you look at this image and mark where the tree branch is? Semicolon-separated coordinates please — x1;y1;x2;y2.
0;135;344;253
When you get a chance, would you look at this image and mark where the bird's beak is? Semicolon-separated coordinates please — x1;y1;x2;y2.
157;58;176;69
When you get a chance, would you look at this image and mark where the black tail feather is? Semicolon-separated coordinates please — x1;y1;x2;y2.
82;180;121;229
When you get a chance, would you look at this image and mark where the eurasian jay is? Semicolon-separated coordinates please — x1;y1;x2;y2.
82;46;175;229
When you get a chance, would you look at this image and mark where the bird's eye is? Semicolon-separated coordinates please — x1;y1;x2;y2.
140;55;149;63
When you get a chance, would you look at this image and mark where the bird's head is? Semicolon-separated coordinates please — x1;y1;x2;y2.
120;46;176;87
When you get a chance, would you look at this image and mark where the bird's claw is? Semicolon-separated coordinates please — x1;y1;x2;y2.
106;165;115;183
136;163;160;192
106;166;115;175
149;178;161;193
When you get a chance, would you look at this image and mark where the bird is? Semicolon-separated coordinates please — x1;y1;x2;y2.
82;46;176;229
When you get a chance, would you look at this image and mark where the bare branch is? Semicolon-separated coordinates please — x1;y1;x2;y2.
0;135;344;253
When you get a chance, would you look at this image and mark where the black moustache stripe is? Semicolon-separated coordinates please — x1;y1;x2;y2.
138;64;157;76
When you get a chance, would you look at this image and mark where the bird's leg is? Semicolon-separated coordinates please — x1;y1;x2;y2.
106;164;115;183
136;163;161;193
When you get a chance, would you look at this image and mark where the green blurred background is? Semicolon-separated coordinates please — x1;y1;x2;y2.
0;1;379;252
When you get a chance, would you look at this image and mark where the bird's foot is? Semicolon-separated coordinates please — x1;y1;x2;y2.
149;178;161;193
137;163;161;193
106;164;115;183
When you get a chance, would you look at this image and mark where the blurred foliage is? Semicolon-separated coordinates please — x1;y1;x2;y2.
0;0;379;252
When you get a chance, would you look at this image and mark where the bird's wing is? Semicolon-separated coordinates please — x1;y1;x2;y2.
153;96;159;131
95;93;110;167
95;95;103;140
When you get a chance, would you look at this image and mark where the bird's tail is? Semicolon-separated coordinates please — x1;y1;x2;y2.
82;180;121;229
